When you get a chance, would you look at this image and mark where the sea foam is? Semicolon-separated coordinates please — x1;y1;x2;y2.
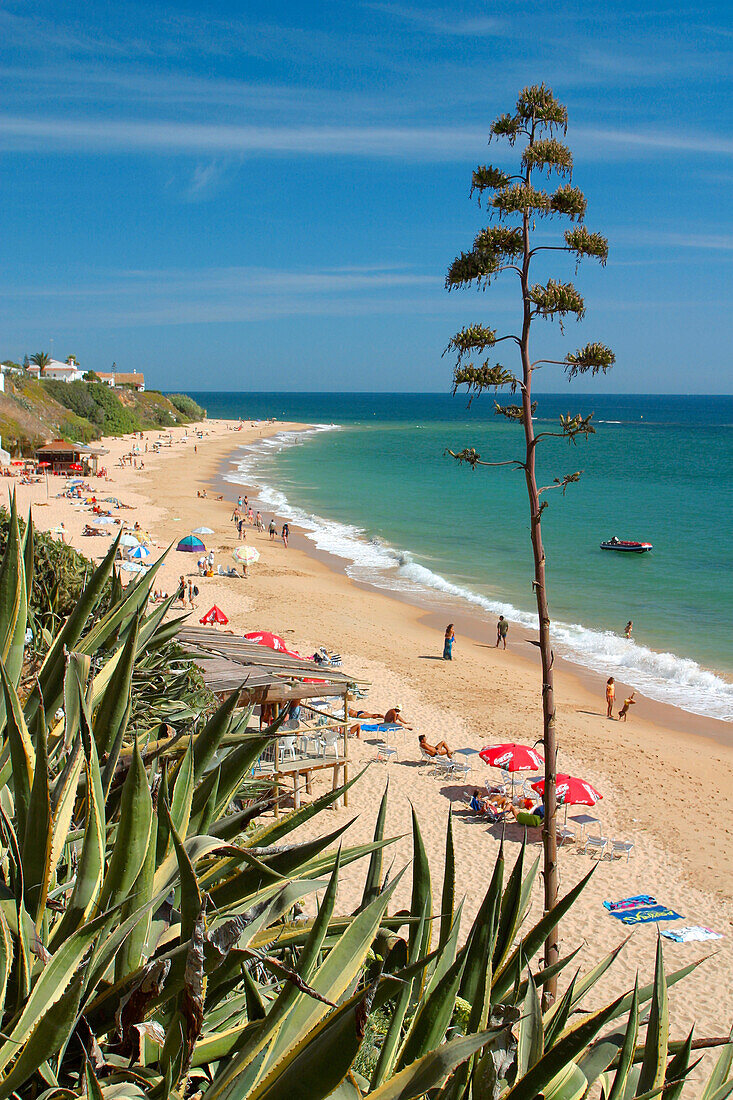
225;427;733;723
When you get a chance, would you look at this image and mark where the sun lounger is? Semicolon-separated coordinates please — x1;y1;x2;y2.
579;834;609;859
360;723;402;734
611;839;634;861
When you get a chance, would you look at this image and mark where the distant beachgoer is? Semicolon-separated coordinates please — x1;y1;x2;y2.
418;733;452;759
269;520;277;540
625;620;633;638
507;800;545;827
176;575;186;605
606;677;616;718
496;615;509;649
384;705;413;730
281;523;289;548
256;511;263;530
443;623;455;660
237;519;244;538
187;580;194;607
618;692;636;721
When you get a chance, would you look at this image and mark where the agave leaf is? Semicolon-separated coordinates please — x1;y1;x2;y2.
663;1027;698;1100
0;493;28;692
91;611;139;757
22;697;52;923
82;1058;106;1100
371;900;428;1090
409;805;432;966
0;903;124;1074
606;976;639;1100
48;736;83;882
493;840;528;972
502;994;625;1100
78;549;167;658
0;808;31;1008
0;660;34;839
493;866;595;1003
702;1027;733;1100
637;937;669;1095
547;936;629;1023
260;869;406;1072
249;765;369;847
461;841;504;1033
543;973;578;1050
360;780;389;912
439;806;455;950
0;910;12;1022
541;1061;589;1100
49;711;106;946
114;810;158;983
368;1029;502;1100
169;740;195;842
164;799;202;943
21;507;34;607
396;943;468;1071
192;691;240;779
210;731;270;824
97;738;153;914
517;972;544;1075
187;768;220;838
29;533;121;725
0;972;83;1100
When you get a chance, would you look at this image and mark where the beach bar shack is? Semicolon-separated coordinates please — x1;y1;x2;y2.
34;439;109;474
179;626;365;815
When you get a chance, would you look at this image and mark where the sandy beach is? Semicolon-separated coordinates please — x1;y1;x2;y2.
12;417;733;1060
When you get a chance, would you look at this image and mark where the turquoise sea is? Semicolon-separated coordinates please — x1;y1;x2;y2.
193;393;733;722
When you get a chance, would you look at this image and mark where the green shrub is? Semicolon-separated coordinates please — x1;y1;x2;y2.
167;392;205;419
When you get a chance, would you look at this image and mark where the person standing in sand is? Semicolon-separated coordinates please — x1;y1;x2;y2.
269;519;277;541
443;623;455;660
606;677;616;718
496;615;509;649
281;523;289;548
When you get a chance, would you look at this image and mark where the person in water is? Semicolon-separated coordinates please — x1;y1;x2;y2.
496;615;509;649
618;692;636;721
606;677;616;718
443;623;455;660
625;620;633;638
418;733;452;759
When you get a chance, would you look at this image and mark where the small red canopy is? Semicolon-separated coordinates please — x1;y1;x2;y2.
200;605;229;625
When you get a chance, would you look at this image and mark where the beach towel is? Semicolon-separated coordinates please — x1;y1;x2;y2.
607;904;682;925
603;895;656;912
360;724;402;733
661;926;723;943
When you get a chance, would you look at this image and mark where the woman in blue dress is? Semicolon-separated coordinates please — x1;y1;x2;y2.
443;623;455;660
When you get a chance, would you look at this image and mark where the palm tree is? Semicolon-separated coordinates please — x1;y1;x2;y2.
29;351;51;370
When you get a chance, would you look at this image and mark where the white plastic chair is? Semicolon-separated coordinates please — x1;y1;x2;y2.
579;834;608;859
611;839;634;861
319;730;342;759
279;735;298;762
556;825;576;846
376;743;397;764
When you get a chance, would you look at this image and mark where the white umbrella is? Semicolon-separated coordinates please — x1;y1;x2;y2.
233;546;260;565
127;545;151;560
119;533;140;548
192;526;214;535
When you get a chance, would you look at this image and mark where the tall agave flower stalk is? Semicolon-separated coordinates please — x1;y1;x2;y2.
0;495;728;1099
445;85;615;1003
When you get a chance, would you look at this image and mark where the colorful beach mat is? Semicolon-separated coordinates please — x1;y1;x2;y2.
607;904;682;925
603;895;656;912
661;926;722;943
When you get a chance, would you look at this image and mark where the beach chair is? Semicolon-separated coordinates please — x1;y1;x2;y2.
556;825;576;846
611;839;634;862
419;744;437;770
578;834;609;859
279;735;298;762
319;730;342;759
376;743;397;764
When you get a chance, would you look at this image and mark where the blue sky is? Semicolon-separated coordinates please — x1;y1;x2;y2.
1;0;732;393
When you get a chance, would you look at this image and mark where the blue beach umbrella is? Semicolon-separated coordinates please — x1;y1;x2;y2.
128;544;151;560
176;534;206;553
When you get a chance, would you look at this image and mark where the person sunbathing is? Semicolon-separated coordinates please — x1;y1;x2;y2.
418;733;452;759
506;798;545;828
348;706;384;721
470;789;511;822
384;705;413;730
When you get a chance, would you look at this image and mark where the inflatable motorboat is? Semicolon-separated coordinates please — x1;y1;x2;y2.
600;536;652;553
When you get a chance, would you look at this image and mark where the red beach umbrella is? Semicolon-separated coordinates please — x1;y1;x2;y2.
243;631;302;659
531;774;602;806
200;605;229;626
69;463;84;472
38;461;51;468
479;743;544;772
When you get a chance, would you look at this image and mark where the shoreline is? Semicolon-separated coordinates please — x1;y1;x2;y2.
13;416;733;1060
216;428;732;746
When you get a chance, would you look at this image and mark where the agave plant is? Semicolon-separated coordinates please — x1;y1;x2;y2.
0;495;729;1100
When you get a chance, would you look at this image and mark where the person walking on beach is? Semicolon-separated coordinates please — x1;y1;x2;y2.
269;519;277;541
496;615;509;649
625;620;633;638
443;623;455;660
176;575;186;607
606;677;616;718
281;523;289;548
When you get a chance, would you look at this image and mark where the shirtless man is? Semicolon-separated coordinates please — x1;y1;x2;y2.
384;705;413;730
418;733;452;759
